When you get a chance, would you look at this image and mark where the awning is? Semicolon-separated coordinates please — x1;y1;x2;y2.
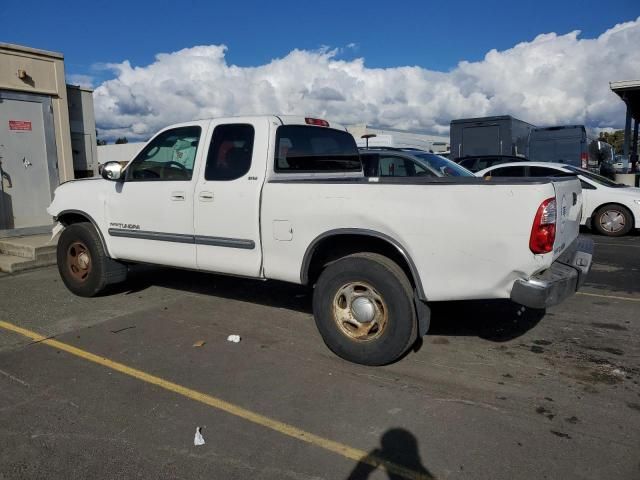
610;80;640;121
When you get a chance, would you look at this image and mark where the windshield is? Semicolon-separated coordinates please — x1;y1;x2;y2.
566;166;625;188
412;153;474;177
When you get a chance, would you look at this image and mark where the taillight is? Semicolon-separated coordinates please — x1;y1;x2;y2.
305;117;329;127
581;152;588;169
530;197;557;254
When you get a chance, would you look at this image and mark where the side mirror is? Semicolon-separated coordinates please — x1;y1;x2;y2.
101;161;124;181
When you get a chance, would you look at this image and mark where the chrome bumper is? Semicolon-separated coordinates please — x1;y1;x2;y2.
511;236;594;309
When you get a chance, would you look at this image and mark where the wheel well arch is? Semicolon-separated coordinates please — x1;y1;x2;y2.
591;202;636;225
55;210;111;257
301;229;427;300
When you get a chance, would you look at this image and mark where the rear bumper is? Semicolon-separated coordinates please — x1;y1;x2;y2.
510;236;594;309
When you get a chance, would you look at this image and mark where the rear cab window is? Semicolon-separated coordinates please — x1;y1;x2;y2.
274;125;360;174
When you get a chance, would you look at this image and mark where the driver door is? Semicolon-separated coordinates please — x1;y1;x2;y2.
105;123;208;268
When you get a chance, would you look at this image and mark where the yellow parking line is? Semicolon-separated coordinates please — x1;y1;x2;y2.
0;320;430;480
577;292;640;302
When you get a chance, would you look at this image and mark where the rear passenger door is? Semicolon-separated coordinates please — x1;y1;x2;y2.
193;118;270;277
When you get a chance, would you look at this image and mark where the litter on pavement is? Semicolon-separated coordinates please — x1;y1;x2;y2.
194;427;205;446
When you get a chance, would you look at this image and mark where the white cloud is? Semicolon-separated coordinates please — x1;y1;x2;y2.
93;18;640;140
66;74;94;88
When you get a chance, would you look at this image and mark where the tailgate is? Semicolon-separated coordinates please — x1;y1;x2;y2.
551;178;582;260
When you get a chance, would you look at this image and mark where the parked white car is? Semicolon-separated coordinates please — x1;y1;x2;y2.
476;162;640;237
48;117;592;365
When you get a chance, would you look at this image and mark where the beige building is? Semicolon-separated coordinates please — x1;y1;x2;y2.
0;43;75;236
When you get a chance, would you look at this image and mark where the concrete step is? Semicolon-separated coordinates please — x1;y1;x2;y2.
0;234;56;260
0;234;58;273
0;252;57;274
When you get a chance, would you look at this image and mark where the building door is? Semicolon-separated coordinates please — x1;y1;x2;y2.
0;91;58;235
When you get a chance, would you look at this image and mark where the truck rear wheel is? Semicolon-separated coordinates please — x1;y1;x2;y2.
57;223;127;297
312;253;417;365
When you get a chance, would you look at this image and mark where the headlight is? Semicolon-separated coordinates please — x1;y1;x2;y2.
634;200;640;205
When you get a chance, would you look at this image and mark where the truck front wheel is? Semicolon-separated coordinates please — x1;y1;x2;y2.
312;253;417;365
57;223;127;297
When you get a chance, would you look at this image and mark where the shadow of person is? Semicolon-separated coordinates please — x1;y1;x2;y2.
346;428;434;480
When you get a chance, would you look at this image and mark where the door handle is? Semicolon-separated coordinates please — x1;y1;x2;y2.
171;191;186;201
199;191;214;202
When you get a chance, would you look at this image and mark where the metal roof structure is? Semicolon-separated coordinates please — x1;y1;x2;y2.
610;80;640;167
611;80;640;121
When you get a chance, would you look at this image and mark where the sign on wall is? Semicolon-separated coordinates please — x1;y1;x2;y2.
9;120;32;131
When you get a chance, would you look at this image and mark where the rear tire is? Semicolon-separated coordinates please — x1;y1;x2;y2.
592;204;633;237
57;223;127;297
312;252;417;366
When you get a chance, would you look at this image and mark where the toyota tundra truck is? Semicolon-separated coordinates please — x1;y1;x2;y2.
47;116;593;365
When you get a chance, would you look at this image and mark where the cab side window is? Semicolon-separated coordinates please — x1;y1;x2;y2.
205;124;255;181
126;126;201;181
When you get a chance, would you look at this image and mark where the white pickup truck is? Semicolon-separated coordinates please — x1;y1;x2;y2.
48;116;593;365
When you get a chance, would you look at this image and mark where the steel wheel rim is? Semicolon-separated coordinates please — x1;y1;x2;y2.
66;241;92;282
599;210;625;233
332;281;388;341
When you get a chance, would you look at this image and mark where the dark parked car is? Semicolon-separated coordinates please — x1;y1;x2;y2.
456;155;526;173
359;147;473;178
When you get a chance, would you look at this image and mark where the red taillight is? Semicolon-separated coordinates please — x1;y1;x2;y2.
305;117;329;127
530;197;557;254
581;152;588;169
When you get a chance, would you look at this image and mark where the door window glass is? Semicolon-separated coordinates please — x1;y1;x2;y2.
488;166;526;177
378;155;408;176
205;124;255;181
528;167;563;177
580;180;596;190
126;126;201;181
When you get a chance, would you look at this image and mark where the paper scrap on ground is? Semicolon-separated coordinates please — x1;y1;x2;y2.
194;427;205;446
227;335;241;343
192;340;206;347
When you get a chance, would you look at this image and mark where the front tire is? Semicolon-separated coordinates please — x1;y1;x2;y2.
593;204;633;237
313;253;417;366
57;223;126;297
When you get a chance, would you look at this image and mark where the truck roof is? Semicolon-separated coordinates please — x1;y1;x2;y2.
164;115;348;131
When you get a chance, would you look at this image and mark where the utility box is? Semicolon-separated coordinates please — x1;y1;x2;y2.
450;115;534;161
0;43;74;236
67;85;98;177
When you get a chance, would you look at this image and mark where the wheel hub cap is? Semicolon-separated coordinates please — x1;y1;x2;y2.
77;252;90;270
600;210;624;233
332;281;388;341
351;296;376;323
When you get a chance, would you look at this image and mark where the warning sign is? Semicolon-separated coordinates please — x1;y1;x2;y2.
9;120;32;131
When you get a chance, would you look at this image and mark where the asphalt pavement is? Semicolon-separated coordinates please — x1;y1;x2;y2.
0;232;638;480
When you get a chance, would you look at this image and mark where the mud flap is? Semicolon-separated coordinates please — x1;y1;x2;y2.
414;292;431;337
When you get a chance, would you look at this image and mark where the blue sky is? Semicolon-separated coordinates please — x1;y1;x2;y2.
2;0;638;138
2;0;637;79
